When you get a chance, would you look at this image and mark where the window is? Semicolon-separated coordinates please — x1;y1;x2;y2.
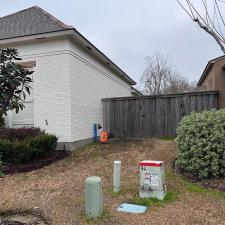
11;61;35;128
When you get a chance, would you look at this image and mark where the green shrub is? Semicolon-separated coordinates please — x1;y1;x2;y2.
10;141;38;163
0;133;58;164
0;139;14;162
26;134;58;153
176;109;225;179
0;114;4;128
0;139;37;163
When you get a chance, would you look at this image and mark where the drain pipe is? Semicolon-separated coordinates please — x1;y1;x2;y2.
113;161;121;193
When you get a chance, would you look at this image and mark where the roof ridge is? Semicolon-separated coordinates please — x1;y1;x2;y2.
33;6;73;29
0;6;74;30
0;6;35;19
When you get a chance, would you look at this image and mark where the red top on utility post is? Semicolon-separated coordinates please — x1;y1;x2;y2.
139;160;163;167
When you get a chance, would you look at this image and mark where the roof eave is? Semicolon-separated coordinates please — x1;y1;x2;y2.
70;28;136;85
131;87;143;96
197;55;225;86
0;29;73;45
197;62;214;86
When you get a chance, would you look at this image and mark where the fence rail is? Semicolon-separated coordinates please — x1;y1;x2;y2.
102;91;218;138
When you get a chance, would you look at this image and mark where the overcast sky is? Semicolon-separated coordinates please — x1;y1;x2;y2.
0;0;223;84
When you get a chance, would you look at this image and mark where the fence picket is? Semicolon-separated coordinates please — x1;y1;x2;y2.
102;91;218;138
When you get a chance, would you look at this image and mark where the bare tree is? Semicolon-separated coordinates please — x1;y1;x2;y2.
177;0;225;54
140;52;198;95
164;74;199;94
140;53;172;95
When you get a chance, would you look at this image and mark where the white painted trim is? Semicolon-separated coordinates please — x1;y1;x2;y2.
12;119;34;125
0;30;73;45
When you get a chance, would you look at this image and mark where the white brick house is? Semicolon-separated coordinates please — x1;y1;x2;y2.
0;6;138;150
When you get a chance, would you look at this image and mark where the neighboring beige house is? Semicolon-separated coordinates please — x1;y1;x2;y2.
0;6;136;150
197;55;225;108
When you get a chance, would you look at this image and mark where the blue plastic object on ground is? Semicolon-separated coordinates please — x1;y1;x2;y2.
117;203;147;213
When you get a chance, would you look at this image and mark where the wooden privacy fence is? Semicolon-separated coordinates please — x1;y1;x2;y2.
102;91;218;138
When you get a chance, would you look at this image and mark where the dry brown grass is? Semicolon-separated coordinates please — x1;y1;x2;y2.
0;139;225;225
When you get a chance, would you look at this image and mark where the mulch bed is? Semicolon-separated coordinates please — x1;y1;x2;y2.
1;150;70;176
174;161;225;192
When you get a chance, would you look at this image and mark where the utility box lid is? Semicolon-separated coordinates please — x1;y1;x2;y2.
117;203;147;213
139;160;163;167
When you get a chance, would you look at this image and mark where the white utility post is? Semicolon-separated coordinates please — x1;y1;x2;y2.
113;160;121;193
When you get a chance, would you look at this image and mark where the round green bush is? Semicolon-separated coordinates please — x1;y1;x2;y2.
176;109;225;179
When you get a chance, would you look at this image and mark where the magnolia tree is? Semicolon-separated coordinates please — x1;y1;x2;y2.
0;48;33;127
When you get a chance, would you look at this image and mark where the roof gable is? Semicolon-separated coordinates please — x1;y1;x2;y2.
0;6;73;40
197;55;225;86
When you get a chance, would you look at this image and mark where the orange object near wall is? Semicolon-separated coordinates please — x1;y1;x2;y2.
100;131;109;143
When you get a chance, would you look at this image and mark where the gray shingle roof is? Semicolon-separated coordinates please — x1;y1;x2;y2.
0;6;73;40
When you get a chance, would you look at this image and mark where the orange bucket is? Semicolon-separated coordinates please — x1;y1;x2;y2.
100;131;109;143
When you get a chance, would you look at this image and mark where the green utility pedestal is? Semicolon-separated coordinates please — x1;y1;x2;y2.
85;176;103;219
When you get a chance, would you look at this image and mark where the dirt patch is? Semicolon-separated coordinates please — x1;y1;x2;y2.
174;163;225;192
1;151;69;175
0;212;48;225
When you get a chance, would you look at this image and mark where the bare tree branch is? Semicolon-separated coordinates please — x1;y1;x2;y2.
140;53;197;95
177;0;225;54
215;0;225;27
195;18;225;52
187;0;224;41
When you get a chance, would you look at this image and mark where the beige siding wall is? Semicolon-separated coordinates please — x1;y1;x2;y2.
213;59;225;108
200;58;225;108
200;67;216;91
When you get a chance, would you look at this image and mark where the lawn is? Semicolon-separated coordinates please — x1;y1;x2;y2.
0;139;225;225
